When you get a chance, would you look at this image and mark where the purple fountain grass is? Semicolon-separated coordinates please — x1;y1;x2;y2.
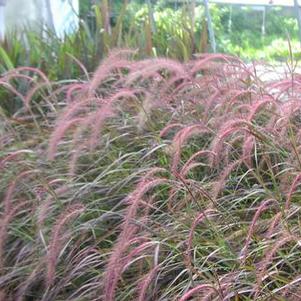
203;271;242;301
211;159;242;200
202;282;232;301
48;88;141;161
64;246;100;276
1;67;51;109
88;89;139;150
68;114;98;175
3;51;301;300
186;209;216;268
87;104;115;151
159;74;191;103
66;53;90;81
220;90;257;119
48;101;95;147
48;117;84;160
181;162;208;178
15;264;42;301
0;150;34;170
46;203;85;287
280;275;301;299
209;119;250;167
24;81;53;108
135;91;158;131
3;170;39;212
0;80;27;106
121;241;157;273
65;83;88;104
1;68;49;104
239;199;278;263
126;58;187;86
51;96;97;123
166;182;183;212
221;135;244;166
103;181;166;295
267;78;295;99
137;265;159;301
266;211;282;239
202;88;223;119
255;234;296;298
159;123;184;138
0;199;29;271
226;89;255;107
3;66;50;83
103;172;168;301
37;185;70;228
242;135;255;167
247;97;279;122
285;172;301;210
190;53;239;75
0;290;6;301
180;150;215;177
169;124;210;173
279;99;301;116
88;49;135;96
2;73;34;83
178;284;217;301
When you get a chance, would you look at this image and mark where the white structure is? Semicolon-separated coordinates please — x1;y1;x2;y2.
172;0;301;7
0;0;79;39
210;0;299;6
0;0;6;40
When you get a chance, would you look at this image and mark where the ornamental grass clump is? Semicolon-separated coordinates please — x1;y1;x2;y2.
2;50;301;300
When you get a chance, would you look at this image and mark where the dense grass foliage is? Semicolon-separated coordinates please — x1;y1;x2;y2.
2;50;301;300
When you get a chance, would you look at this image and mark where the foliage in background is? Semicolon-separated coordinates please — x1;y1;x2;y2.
1;1;300;83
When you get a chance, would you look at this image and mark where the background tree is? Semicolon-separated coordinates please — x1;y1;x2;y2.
294;0;301;44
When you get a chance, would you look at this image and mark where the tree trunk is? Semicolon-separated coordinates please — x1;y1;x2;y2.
45;0;55;32
261;6;266;37
32;0;44;34
146;0;156;33
203;0;216;53
294;0;301;45
101;0;111;35
190;0;196;52
190;0;196;31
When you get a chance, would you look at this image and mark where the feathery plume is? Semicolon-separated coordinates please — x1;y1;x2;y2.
48;117;84;160
255;234;295;297
159;123;184;138
239;199;278;262
212;159;242;200
0;200;28;271
185;209;217;271
137;265;159;301
46;204;85;287
285;172;301;210
179;284;216;301
180;150;215;177
170;124;210;172
266;212;282;239
103;177;168;301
